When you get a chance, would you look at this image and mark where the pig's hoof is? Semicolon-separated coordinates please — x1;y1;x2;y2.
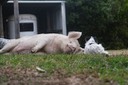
0;50;3;54
31;49;37;53
31;50;35;53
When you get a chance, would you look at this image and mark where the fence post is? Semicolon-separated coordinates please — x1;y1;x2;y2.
14;0;20;38
0;5;4;37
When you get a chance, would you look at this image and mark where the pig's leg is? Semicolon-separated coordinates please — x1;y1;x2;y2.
11;42;33;54
31;41;47;53
73;47;84;54
0;40;19;54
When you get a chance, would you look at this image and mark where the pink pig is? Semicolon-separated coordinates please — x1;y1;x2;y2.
0;32;83;54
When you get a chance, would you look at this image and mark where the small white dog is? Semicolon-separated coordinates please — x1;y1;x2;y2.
84;36;109;55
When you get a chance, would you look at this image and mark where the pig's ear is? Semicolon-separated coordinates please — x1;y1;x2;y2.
68;32;82;39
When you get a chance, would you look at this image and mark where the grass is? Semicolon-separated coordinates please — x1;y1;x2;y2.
0;54;128;84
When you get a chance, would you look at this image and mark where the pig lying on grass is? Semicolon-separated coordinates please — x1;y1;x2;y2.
84;36;109;56
0;32;83;54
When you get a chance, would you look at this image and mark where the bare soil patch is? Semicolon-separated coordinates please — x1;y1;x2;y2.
0;67;118;85
108;49;128;56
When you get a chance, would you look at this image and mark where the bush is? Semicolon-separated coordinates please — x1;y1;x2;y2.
66;0;128;49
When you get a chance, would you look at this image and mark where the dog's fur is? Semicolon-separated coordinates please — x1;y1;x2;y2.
84;36;109;55
0;32;83;54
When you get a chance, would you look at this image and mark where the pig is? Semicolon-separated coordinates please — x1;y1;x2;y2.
84;36;109;55
0;32;83;54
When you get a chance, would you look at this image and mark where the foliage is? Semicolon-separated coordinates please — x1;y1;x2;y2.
65;0;128;49
0;54;128;84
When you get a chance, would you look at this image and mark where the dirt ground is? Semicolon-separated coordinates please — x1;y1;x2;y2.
108;49;128;56
0;67;118;85
0;50;127;85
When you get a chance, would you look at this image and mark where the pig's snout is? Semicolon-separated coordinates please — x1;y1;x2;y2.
67;44;76;53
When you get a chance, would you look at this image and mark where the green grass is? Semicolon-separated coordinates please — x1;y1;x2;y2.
0;54;128;84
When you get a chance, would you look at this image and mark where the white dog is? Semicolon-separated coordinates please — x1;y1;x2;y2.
0;32;83;54
84;36;109;55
